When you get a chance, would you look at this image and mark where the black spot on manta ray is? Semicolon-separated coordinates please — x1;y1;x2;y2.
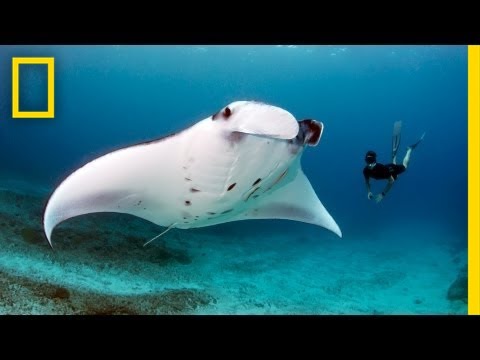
253;178;261;186
190;188;200;193
207;212;216;215
185;200;191;206
185;177;192;181
221;209;233;214
227;183;236;191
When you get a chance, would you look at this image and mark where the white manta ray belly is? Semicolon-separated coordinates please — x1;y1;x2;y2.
174;121;297;229
43;100;342;247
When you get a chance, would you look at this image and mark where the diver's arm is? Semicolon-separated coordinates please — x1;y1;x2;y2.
375;177;394;202
382;176;395;196
365;177;373;199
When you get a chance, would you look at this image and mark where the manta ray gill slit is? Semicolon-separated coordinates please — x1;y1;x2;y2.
245;187;260;201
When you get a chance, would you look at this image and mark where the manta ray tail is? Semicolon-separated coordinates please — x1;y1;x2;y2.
143;223;177;247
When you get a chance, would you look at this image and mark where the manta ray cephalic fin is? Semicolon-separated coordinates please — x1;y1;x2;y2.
225;101;299;140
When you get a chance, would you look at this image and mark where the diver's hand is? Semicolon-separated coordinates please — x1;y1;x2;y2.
375;193;384;203
368;192;373;200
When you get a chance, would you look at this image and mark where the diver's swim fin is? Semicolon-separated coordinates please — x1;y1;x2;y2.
392;121;402;163
409;132;425;150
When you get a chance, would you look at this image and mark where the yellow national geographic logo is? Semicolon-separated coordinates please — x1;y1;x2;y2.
12;57;55;118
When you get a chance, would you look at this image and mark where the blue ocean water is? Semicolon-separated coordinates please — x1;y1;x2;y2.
0;45;468;314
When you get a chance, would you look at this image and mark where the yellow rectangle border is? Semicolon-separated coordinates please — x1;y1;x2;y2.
468;45;479;315
12;57;55;118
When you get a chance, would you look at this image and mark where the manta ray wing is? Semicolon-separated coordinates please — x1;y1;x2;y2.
212;159;342;237
43;130;189;246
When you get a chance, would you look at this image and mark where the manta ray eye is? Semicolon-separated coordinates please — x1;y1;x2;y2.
223;106;232;118
212;107;232;121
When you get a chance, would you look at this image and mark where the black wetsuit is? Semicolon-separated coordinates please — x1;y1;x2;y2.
363;163;406;181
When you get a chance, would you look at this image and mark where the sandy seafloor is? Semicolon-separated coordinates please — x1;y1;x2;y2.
0;177;467;315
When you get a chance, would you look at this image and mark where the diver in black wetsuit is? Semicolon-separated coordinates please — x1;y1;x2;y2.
363;121;425;203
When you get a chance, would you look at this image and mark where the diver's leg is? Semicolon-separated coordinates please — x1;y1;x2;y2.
402;132;425;168
403;147;413;168
392;121;402;164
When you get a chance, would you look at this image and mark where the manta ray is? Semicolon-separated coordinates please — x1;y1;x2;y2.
43;101;342;247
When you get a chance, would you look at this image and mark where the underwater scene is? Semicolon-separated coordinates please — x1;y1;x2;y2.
0;45;467;314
